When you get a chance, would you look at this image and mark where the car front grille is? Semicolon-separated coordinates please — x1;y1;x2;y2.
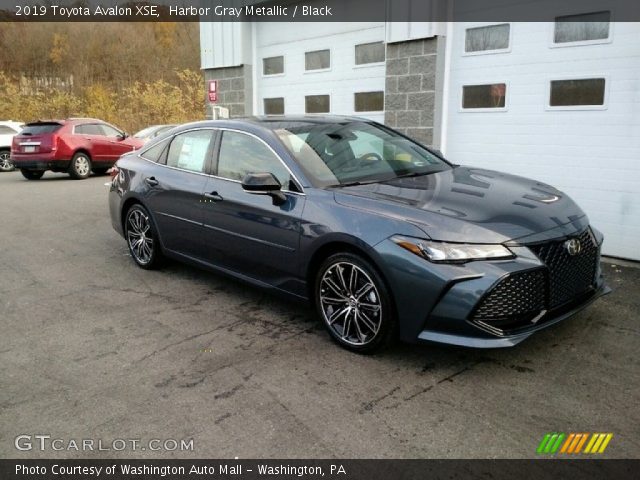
527;228;599;308
473;269;546;322
471;227;599;334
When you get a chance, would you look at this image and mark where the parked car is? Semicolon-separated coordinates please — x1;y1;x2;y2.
0;120;23;172
109;116;609;353
133;124;177;144
10;118;144;180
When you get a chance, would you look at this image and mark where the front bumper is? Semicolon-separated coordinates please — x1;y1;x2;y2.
373;223;609;348
418;281;610;348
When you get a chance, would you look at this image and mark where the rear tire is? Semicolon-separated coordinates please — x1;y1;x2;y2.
68;152;92;179
0;149;14;172
20;169;44;180
124;204;163;270
315;252;396;354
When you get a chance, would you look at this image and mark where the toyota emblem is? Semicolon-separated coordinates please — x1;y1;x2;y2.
564;238;582;256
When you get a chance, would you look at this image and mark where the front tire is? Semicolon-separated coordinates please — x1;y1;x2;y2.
124;204;163;270
68;152;92;179
315;253;396;353
20;169;45;180
0;150;14;172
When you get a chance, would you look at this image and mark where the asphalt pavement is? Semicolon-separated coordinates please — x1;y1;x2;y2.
1;171;638;459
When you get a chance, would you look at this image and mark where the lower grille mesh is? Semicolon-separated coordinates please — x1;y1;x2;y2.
473;269;546;321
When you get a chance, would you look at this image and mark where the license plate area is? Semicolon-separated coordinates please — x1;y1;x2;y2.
23;146;37;153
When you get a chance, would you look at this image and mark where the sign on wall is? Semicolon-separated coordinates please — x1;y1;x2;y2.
208;80;217;103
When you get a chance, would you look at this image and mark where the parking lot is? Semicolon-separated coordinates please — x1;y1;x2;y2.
1;170;639;459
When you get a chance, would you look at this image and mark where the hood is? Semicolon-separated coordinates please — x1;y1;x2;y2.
333;166;587;243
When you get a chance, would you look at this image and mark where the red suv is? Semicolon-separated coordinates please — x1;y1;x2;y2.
10;118;144;180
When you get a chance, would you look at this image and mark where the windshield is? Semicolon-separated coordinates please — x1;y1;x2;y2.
275;121;450;187
133;126;160;138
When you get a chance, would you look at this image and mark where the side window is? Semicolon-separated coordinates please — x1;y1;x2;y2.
140;138;170;164
0;126;16;134
100;124;122;137
217;131;292;189
166;130;213;173
77;124;104;136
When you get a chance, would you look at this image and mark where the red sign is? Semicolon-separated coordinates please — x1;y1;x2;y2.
208;80;217;103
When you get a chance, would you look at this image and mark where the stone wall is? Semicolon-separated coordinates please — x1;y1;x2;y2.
203;65;253;118
384;38;438;146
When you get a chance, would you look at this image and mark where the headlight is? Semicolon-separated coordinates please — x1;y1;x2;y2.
392;236;514;263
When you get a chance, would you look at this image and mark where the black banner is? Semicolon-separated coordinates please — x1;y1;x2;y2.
2;0;640;22
1;459;639;480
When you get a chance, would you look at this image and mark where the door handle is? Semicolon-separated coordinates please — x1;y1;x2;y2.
204;191;223;202
144;177;159;187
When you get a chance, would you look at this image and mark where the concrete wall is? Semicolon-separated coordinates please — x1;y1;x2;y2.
203;65;253;118
384;38;438;146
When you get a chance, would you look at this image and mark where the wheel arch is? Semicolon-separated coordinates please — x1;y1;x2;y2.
305;237;395;309
120;196;166;253
72;148;92;160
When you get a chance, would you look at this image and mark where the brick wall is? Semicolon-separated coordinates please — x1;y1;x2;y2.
203;65;253;118
384;38;437;146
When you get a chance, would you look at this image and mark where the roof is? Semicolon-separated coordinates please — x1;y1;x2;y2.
243;115;373;127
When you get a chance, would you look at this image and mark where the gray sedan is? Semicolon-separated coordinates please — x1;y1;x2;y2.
109;116;609;353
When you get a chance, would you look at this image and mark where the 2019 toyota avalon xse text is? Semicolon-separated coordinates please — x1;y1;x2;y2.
109;116;609;353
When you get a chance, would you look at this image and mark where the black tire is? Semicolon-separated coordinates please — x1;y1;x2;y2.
315;252;396;354
0;149;14;172
92;167;109;176
20;169;45;180
68;152;92;179
124;204;163;270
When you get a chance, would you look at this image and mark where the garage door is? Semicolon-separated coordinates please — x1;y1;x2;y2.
444;21;640;261
255;22;386;123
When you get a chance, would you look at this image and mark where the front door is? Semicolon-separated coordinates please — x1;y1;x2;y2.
201;130;305;290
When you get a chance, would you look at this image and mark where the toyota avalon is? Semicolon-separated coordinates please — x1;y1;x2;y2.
108;116;609;353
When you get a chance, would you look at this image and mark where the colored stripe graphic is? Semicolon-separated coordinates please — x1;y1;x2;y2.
584;433;614;454
537;433;565;454
538;433;613;454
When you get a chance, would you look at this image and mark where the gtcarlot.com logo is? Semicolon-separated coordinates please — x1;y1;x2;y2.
537;432;613;455
15;435;194;452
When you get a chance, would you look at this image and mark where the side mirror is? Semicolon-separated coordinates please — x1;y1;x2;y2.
118;132;128;140
241;172;286;204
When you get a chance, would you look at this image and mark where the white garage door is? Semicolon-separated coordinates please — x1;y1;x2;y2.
444;21;640;261
255;22;386;123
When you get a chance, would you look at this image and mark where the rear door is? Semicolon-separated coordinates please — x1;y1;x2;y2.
141;129;216;260
200;129;305;288
75;123;108;161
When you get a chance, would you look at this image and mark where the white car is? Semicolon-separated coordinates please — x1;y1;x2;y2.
0;121;23;172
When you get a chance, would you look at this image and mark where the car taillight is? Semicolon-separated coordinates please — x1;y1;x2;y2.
108;166;119;179
51;134;58;152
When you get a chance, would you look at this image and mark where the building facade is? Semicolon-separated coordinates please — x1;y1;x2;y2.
200;8;640;261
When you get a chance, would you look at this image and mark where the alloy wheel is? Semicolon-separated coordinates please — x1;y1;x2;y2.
0;151;14;171
126;209;154;265
318;261;382;346
74;155;90;177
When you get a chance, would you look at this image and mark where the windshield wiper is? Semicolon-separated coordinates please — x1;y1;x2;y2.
393;171;434;180
329;179;382;188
